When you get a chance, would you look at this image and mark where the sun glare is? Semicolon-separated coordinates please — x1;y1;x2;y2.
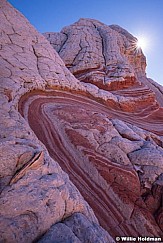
136;37;148;51
130;35;149;54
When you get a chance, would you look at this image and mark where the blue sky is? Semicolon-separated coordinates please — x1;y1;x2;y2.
8;0;163;86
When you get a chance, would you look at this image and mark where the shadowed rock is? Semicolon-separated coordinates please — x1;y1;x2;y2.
38;213;114;243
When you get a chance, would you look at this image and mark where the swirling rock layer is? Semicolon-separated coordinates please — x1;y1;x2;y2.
1;0;163;242
19;89;163;238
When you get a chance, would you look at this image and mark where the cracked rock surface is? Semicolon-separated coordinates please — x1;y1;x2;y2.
0;0;163;242
0;1;114;242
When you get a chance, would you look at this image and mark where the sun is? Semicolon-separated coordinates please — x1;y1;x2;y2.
136;37;148;50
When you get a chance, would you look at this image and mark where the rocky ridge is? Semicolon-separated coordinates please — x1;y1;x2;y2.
0;0;163;242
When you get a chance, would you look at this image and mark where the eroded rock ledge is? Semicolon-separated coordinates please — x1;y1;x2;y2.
0;0;163;242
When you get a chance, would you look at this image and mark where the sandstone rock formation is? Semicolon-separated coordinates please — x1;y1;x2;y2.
43;19;163;239
0;1;114;242
0;0;163;242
